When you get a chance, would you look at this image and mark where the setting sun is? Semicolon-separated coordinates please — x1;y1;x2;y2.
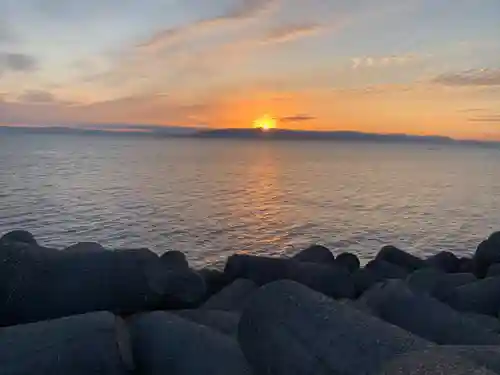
253;114;277;131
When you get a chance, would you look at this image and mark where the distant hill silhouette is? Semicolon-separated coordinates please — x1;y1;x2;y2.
0;125;497;147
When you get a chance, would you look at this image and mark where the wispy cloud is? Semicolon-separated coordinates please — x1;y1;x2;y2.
0;53;37;76
280;114;316;122
351;54;417;69
262;23;324;44
468;115;500;123
137;0;279;53
433;69;500;86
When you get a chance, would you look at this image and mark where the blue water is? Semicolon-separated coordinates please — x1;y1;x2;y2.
1;134;499;267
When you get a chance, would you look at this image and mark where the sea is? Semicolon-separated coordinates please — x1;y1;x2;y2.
1;133;499;267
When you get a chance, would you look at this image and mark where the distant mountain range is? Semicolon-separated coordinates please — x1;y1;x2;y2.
0;125;497;147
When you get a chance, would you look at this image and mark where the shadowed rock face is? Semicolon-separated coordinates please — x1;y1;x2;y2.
129;312;252;375
474;234;500;278
0;230;37;245
377;350;496;375
0;312;130;375
239;280;431;375
375;246;426;272
292;245;336;265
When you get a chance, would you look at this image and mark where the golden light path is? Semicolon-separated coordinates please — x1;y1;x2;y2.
253;114;277;131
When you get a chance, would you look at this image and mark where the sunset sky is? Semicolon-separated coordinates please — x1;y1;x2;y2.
1;0;499;139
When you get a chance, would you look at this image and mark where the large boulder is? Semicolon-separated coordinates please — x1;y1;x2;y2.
359;280;500;345
436;346;500;374
425;251;460;273
0;312;130;374
174;310;240;337
474;233;500;278
238;280;431;375
352;261;407;297
446;276;500;316
64;242;107;252
291;244;335;265
160;250;189;269
334;252;360;273
406;269;476;301
198;267;230;298
155;267;206;309
375;245;426;272
129;312;251;375
202;279;257;312
0;230;37;245
487;263;500;278
377;349;496;375
225;254;355;299
0;247;164;325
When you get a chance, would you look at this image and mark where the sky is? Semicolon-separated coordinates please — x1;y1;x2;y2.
0;0;499;139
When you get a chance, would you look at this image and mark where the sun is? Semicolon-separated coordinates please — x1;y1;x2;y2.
253;114;277;131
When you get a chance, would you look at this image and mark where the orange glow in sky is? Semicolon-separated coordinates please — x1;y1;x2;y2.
253;114;277;131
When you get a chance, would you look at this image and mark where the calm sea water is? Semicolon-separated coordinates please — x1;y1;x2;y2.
1;134;499;267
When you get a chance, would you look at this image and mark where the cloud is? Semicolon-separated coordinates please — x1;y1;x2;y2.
351;54;417;69
280;114;316;122
0;53;38;75
17;90;58;104
433;69;500;86
263;23;323;44
468;115;500;123
138;0;279;53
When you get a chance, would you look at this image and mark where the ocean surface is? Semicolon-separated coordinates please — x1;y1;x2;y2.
1;133;499;267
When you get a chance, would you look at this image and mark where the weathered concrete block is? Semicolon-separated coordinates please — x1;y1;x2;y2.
156;268;207;308
487;263;500;278
0;247;163;325
436;346;500;374
160;250;189;269
0;312;130;375
225;254;355;299
0;230;37;245
291;244;335;265
375;245;426;272
198;267;229;297
202;279;257;311
335;252;360;273
359;280;500;345
425;251;460;273
447;276;500;316
238;280;431;375
406;269;476;301
64;242;107;252
377;349;496;375
474;233;500;278
129;312;251;375
174;310;239;337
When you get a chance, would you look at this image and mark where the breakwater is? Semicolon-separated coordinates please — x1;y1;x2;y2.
2;229;500;374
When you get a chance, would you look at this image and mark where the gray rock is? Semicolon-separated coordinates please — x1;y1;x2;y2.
436;346;500;374
0;230;37;245
0;312;129;375
447;276;500;316
425;251;460;273
335;252;360;273
0;247;163;325
238;280;431;375
64;242;107;252
474;233;500;278
160;251;189;269
156;268;207;308
406;269;476;300
291;244;335;264
129;312;251;375
487;264;500;278
377;349;496;375
174;310;240;336
225;254;355;299
461;313;500;333
359;280;500;345
202;279;257;311
366;260;409;279
198;267;229;297
458;257;474;273
376;245;426;272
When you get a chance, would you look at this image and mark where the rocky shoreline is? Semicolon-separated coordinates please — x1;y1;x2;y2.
2;229;500;374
